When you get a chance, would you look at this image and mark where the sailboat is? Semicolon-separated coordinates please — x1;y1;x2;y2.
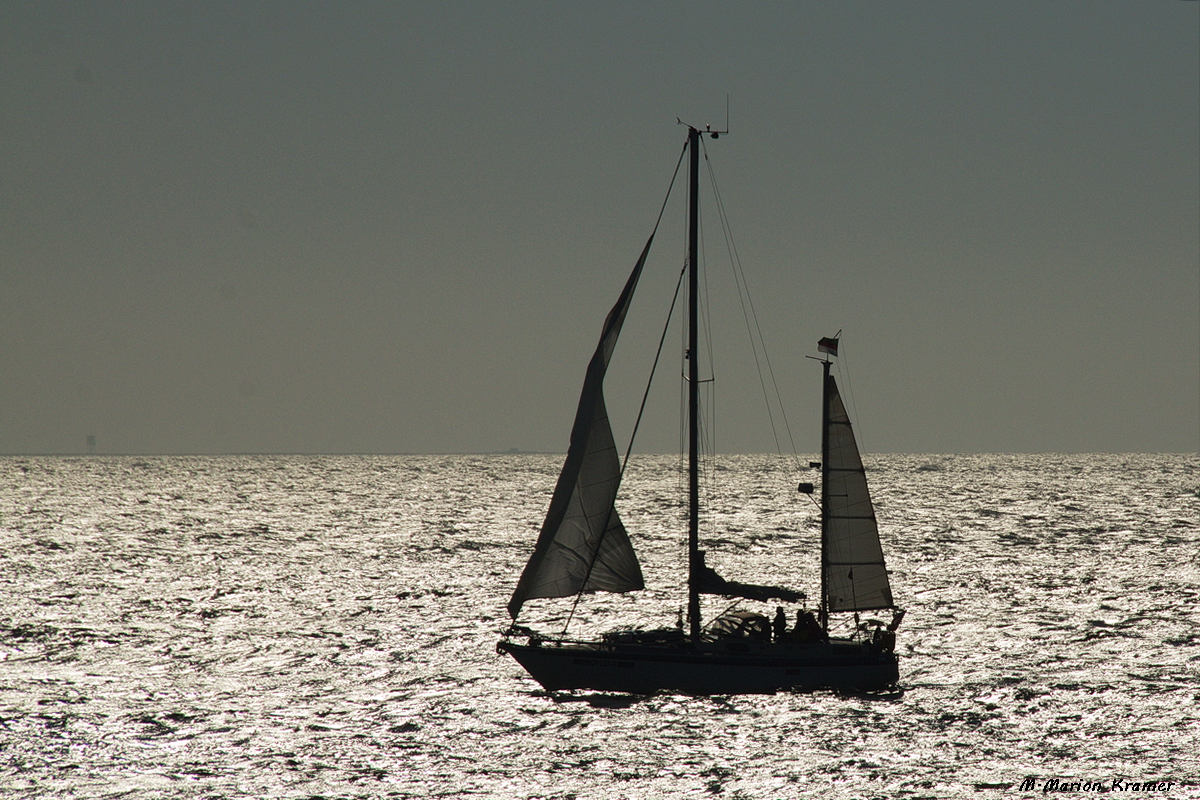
498;125;903;694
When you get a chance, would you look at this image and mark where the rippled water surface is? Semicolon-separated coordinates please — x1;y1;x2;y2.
1;454;1197;798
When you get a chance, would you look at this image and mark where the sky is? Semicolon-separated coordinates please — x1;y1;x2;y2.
2;2;1197;455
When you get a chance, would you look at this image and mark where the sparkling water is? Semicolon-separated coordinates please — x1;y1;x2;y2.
1;454;1197;798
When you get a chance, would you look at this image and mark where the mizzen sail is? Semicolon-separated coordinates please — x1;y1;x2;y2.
823;373;893;612
506;238;653;619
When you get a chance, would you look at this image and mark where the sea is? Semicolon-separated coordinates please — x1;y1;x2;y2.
1;453;1197;799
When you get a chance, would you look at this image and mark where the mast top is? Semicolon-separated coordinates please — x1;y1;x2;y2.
677;119;727;139
817;331;841;362
677;97;731;139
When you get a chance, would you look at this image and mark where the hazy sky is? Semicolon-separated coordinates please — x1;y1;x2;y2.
3;2;1197;455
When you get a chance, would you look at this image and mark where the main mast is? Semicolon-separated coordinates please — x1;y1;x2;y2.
686;126;702;640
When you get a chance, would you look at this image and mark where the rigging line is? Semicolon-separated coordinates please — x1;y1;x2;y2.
649;138;689;238
697;379;715;520
559;141;690;634
704;599;745;633
693;188;720;543
837;340;866;456
561;261;687;635
698;188;718;457
714;154;797;460
624;262;687;478
677;153;692;529
701;142;799;460
700;149;761;420
699;144;771;452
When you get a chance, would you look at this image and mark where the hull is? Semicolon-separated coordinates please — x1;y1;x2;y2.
498;637;898;694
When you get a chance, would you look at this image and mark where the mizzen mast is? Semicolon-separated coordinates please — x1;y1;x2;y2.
817;334;839;635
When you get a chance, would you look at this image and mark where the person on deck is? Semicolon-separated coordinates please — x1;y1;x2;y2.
772;607;788;641
795;610;823;641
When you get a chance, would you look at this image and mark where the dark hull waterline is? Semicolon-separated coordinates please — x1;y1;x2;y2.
499;638;899;695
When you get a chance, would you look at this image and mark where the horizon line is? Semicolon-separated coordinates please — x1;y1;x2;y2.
2;450;1196;458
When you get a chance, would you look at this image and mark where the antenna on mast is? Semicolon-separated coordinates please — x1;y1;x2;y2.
677;96;730;139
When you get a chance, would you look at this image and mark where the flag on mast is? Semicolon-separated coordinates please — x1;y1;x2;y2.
818;336;839;357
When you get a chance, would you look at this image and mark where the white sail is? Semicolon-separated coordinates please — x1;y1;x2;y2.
823;374;893;612
507;239;652;619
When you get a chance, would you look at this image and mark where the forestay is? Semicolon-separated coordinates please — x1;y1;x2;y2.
506;239;653;619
